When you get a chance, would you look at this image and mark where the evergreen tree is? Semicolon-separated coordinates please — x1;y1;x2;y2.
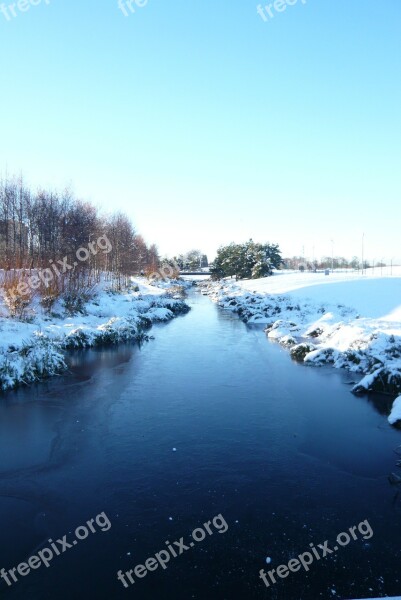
211;240;282;280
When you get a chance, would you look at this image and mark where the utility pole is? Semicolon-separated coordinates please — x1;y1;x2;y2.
361;233;364;275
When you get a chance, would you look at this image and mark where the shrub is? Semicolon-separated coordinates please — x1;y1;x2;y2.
290;343;316;362
1;270;35;320
61;271;97;315
39;277;63;314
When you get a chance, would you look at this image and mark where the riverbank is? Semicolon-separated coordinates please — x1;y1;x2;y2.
0;278;190;391
204;271;401;416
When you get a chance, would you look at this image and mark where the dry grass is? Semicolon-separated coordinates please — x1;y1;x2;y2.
0;267;100;318
0;269;36;319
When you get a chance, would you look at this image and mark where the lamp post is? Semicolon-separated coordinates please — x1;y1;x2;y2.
331;239;334;273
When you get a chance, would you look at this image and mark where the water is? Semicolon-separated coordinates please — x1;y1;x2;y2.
1;290;401;600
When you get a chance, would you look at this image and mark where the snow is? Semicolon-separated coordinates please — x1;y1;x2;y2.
0;277;190;391
388;396;401;425
237;269;401;320
205;269;401;410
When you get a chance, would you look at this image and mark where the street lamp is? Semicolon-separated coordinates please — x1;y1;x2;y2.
331;239;334;273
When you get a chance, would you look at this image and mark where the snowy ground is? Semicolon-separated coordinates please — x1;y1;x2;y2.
204;270;401;423
0;278;190;392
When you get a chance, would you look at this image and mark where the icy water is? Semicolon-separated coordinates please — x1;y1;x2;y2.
1;290;401;600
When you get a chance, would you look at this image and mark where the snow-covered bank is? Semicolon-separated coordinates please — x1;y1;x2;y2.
0;278;190;392
204;272;401;420
388;396;401;425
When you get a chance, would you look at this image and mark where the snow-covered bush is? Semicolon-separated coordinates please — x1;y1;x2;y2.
0;335;66;391
352;366;401;395
290;343;316;362
388;396;401;426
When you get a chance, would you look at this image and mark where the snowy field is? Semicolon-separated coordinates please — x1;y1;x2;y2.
206;269;401;423
238;268;401;321
0;278;190;392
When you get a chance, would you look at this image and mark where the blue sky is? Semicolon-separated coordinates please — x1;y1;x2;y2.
0;0;400;262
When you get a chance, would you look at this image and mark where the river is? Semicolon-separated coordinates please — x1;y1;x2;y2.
0;289;400;600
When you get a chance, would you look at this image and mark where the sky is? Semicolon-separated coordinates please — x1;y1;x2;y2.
0;0;400;263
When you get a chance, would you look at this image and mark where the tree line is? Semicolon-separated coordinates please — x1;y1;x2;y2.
173;250;208;271
283;256;370;271
0;175;160;276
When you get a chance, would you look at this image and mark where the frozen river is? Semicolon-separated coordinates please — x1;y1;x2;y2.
1;289;400;599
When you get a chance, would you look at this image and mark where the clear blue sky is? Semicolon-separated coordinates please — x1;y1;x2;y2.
0;0;400;263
